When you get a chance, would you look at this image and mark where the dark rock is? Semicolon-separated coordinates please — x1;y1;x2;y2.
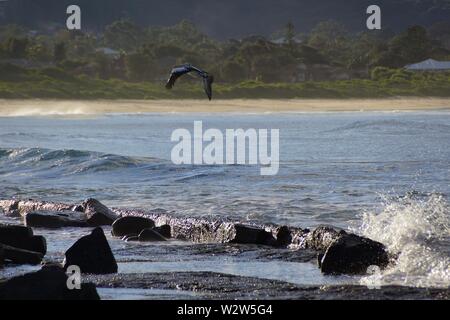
63;227;117;274
138;228;167;242
111;216;155;237
25;210;88;228
124;235;139;242
0;245;4;266
1;244;43;265
10;235;47;256
82;198;118;226
0;224;46;255
23;235;47;255
228;224;275;245
0;224;33;240
320;233;390;275
0;265;100;300
274;226;292;247
154;224;171;238
305;225;343;251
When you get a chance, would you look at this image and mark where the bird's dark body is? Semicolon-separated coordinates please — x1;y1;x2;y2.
165;64;214;100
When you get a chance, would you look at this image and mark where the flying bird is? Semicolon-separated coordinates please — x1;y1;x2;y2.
165;64;214;100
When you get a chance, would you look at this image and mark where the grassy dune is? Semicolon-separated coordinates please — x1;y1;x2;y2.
1;65;450;100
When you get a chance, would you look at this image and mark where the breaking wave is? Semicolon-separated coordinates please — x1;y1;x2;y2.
352;193;450;288
0;147;160;177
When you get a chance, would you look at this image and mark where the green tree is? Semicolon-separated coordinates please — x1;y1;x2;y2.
53;42;67;62
220;59;247;82
285;21;296;49
104;20;144;52
388;26;432;65
308;20;350;64
5;37;29;58
125;52;154;81
27;43;51;61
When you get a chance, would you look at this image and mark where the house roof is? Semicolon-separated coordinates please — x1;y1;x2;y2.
405;59;450;70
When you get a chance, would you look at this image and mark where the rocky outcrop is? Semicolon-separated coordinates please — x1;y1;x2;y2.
0;198;118;227
63;227;117;274
111;216;155;237
0;199;73;217
319;233;390;275
1;198;392;275
0;224;47;257
138;228;167;242
25;211;88;228
124;211;280;246
0;265;100;300
81;198;118;226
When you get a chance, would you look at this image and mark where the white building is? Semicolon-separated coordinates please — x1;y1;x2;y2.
405;58;450;71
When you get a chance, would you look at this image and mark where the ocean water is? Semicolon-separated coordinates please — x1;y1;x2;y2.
0;110;449;294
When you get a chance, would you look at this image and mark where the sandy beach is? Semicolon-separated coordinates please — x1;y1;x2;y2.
1;98;450;116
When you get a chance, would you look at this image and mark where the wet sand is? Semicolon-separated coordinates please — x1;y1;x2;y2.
1;98;450;116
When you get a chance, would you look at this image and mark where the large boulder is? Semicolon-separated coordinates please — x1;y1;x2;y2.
22;235;47;255
305;225;343;251
111;216;155;237
154;225;171;238
0;224;33;240
63;227;117;274
25;210;88;228
82;198;118;226
138;228;167;242
319;233;390;275
1;244;43;265
0;265;100;300
274;226;293;247
227;224;275;245
0;224;47;255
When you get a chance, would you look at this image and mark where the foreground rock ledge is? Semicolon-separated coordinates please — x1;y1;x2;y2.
0;265;100;300
1;198;391;275
84;271;450;300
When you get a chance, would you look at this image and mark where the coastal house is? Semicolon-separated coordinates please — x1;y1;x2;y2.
405;59;450;72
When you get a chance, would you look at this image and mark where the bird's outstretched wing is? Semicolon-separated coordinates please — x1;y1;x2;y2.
165;64;195;89
165;64;214;100
203;75;214;101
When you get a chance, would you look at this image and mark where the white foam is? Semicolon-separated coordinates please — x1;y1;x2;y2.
352;194;450;288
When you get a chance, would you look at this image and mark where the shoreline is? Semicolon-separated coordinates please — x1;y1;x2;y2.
1;98;450;116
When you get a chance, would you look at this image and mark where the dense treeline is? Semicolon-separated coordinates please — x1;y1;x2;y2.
0;19;450;98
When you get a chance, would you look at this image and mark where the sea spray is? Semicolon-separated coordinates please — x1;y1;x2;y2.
352;193;450;288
